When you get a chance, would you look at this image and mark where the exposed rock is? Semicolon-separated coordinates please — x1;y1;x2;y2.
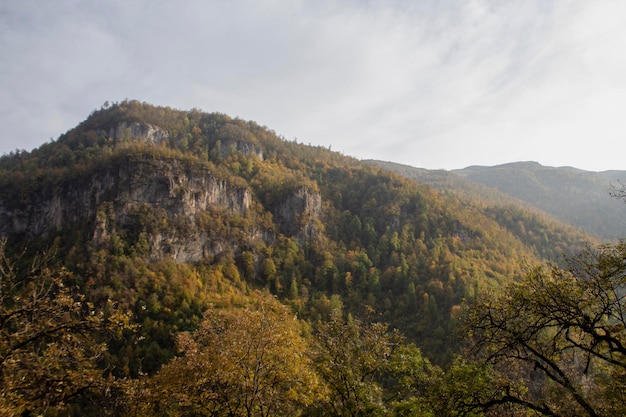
108;122;170;145
0;144;324;263
274;187;322;244
218;139;264;161
115;156;251;218
0;155;256;263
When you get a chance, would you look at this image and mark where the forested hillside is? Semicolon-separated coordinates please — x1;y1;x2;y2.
370;160;626;239
1;101;621;416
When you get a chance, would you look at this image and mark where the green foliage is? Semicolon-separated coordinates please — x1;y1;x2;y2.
0;101;611;416
0;239;131;416
142;292;325;417
0;101;594;366
310;310;399;416
465;242;626;416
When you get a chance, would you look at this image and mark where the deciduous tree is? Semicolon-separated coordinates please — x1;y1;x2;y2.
148;292;324;416
310;309;402;416
466;242;626;416
0;239;129;416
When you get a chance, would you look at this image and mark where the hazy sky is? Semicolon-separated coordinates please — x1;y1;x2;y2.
1;0;625;171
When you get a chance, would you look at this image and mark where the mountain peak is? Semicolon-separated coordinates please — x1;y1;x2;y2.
457;161;542;173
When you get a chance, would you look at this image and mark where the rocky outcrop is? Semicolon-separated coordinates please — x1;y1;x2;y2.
274;187;322;244
0;155;256;262
0;151;323;263
108;122;170;145
113;156;251;218
217;139;264;161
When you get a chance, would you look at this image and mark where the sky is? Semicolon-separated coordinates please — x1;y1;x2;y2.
1;0;625;171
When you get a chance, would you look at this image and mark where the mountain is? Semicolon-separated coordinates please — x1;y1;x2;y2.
2;101;615;416
0;101;594;375
368;160;626;240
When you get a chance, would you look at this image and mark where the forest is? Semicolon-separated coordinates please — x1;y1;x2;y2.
370;160;626;240
0;101;623;416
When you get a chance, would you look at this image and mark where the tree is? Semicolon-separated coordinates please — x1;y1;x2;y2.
0;239;129;416
310;309;404;416
394;355;498;417
465;242;626;416
148;292;324;416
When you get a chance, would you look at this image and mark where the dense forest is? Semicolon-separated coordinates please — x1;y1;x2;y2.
0;101;624;416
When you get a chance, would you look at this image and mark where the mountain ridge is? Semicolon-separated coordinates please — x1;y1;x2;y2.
368;159;626;239
0;101;596;372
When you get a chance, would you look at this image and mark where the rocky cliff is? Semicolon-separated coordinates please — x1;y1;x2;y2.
275;187;323;244
107;121;170;145
0;151;324;263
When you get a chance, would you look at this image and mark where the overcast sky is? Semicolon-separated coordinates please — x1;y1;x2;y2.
1;0;625;171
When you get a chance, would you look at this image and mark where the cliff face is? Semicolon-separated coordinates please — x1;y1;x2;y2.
275;187;322;244
115;156;252;218
0;151;324;263
107;122;170;145
0;154;260;261
0;95;339;267
90;156;258;262
1;157;250;231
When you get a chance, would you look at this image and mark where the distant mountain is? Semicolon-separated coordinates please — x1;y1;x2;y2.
368;160;626;240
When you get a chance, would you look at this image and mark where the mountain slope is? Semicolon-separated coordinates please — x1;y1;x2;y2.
0;101;594;370
454;162;626;239
369;159;626;240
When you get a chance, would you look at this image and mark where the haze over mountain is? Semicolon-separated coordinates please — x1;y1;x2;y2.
370;160;626;240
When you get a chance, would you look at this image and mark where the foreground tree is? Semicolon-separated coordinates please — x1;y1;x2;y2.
0;240;129;416
308;309;443;417
146;292;324;416
310;310;394;416
466;242;626;416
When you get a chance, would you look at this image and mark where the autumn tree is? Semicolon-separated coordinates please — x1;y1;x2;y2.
0;239;129;416
465;242;626;416
309;309;420;417
147;292;324;416
392;355;502;417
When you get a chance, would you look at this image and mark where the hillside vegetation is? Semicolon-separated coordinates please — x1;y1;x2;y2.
370;160;626;239
0;101;620;416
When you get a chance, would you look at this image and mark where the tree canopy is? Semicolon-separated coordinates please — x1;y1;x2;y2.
466;242;626;416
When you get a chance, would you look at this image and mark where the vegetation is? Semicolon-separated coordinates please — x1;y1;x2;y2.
370;160;626;240
0;239;131;416
466;242;626;416
0;100;622;415
143;294;324;416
